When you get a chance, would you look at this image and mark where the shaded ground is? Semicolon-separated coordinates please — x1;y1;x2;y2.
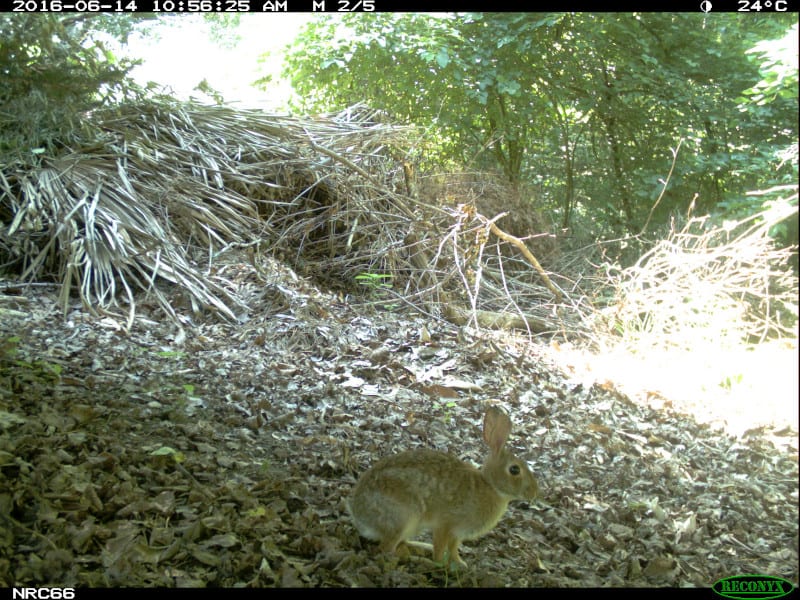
1;257;798;587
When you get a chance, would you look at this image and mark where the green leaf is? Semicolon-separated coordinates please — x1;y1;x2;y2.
151;446;178;456
435;48;450;68
150;446;187;463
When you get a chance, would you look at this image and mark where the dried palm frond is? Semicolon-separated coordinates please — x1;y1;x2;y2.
1;97;568;333
0;99;431;325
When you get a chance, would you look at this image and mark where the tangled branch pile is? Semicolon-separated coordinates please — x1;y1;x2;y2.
0;98;569;331
598;196;798;350
5;95;791;346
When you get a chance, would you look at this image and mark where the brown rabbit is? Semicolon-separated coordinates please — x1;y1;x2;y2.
348;406;538;568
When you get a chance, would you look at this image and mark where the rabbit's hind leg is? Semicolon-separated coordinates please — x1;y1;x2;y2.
432;527;466;569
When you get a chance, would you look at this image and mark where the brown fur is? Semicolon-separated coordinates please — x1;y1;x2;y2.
349;407;538;568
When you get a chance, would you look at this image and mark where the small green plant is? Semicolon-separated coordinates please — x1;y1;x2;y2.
435;399;457;423
174;382;203;414
0;336;20;360
355;272;399;309
720;372;744;390
150;445;186;464
355;272;393;292
157;350;187;359
10;355;62;383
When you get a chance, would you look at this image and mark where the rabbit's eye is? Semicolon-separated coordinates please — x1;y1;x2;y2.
509;464;521;476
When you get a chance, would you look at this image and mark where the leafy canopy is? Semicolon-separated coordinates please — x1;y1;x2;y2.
283;13;797;237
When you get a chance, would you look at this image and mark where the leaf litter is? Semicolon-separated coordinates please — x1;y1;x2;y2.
0;257;797;588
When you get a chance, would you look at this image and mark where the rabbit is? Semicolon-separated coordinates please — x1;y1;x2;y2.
348;405;538;568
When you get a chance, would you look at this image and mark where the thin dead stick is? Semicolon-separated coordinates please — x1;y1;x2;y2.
479;213;563;303
640;139;683;235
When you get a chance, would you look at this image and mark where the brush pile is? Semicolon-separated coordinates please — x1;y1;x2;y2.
0;98;566;332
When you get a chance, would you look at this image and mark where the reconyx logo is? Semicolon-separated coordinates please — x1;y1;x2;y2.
713;574;795;599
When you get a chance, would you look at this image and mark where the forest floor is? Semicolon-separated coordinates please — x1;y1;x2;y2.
1;255;798;588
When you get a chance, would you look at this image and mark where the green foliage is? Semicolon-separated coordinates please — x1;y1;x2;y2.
0;14;148;156
435;399;458;423
284;13;798;239
156;350;188;359
149;445;186;464
0;336;20;360
12;357;62;383
715;21;799;246
283;14;554;179
741;22;798;106
205;13;243;48
719;371;744;391
355;272;397;309
355;272;393;291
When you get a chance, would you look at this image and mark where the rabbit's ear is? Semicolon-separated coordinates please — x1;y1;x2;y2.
483;406;512;454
